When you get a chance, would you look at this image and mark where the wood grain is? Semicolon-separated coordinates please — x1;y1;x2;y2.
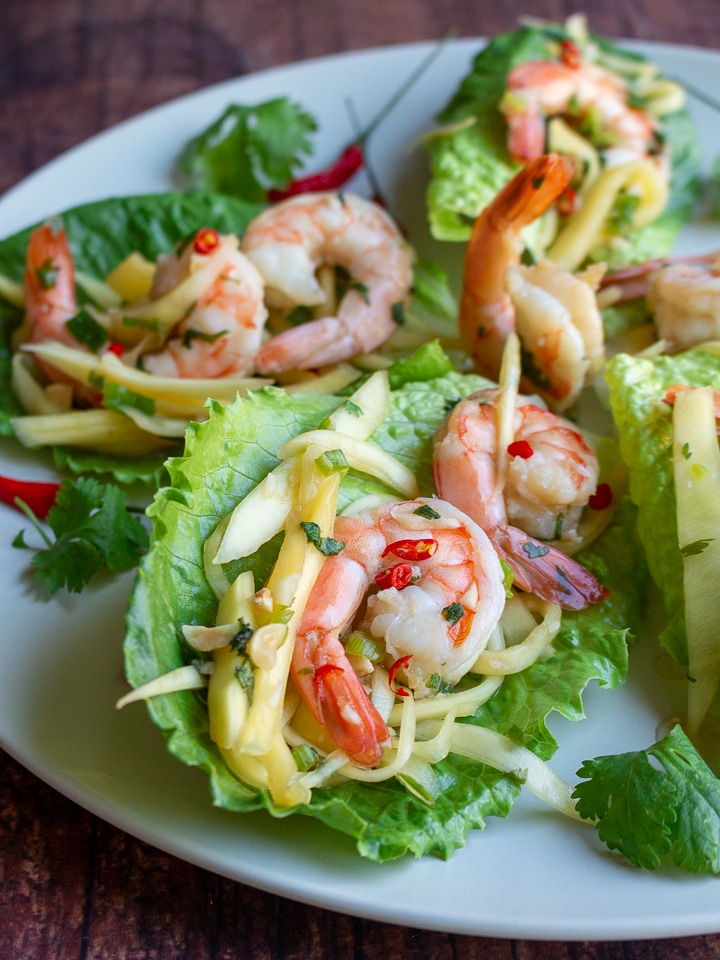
2;1;720;957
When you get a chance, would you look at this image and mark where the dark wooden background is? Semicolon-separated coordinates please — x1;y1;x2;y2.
2;0;720;957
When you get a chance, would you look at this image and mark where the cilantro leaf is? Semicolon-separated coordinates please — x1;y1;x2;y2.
175;98;318;202
573;725;720;873
16;477;149;594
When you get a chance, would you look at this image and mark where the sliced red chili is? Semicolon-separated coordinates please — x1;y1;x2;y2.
382;538;438;561
107;342;125;357
375;562;413;590
588;483;613;511
560;39;582;68
556;187;578;218
267;144;365;202
0;474;61;519
313;663;344;688
507;440;534;460
388;654;412;697
193;228;221;255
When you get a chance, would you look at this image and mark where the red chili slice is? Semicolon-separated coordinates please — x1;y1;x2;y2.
556;187;578;218
0;474;61;519
388;654;412;697
375;562;413;590
507;440;534;460
193;228;221;255
588;483;613;511
107;342;125;357
560;39;582;68
381;538;438;561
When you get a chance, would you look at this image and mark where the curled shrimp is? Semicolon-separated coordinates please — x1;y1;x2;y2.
433;388;609;610
140;235;268;378
645;262;720;353
459;152;604;407
500;50;659;166
291;497;506;766
23;223;78;349
241;191;414;374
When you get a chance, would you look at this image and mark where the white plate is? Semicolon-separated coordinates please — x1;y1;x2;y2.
1;39;720;942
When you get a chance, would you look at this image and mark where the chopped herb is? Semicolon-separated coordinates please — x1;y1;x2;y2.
343;400;363;418
343;630;385;662
36;258;59;290
681;538;715;558
65;308;108;353
181;327;228;348
391;301;406;325
301;520;345;556
349;280;370;303
553;513;565;540
682;442;693;460
235;659;255;694
499;558;515;598
442;602;465;624
414;504;441;520
426;672;454;694
292;743;320;771
103;381;156;416
230;619;254;652
523;541;551;560
121;315;162;332
315;448;349;476
607;189;641;237
286;305;313;326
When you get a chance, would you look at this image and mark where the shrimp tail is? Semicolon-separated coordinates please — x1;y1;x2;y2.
459;153;574;380
496;525;609;611
292;630;390;767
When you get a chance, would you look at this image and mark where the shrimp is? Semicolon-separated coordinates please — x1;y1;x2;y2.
291;497;506;766
645;262;720;353
23;223;78;348
459;152;604;407
501;52;659;166
140;236;268;378
241;191;414;374
433;389;609;610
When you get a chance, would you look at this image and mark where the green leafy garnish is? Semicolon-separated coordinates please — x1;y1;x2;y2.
175;98;318;202
574;725;720;872
65;308;108;352
102;381;156;416
300;520;345;556
12;477;149;594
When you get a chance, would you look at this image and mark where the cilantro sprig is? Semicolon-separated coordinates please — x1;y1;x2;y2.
573;725;720;873
13;477;149;594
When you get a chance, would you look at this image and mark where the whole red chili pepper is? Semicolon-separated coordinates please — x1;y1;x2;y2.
0;474;60;519
267;38;448;203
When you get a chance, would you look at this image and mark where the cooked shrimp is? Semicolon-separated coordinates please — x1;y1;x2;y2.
140;237;267;378
501;52;659;166
433;388;609;610
23;223;78;348
505;259;605;409
241;192;413;374
291;497;506;766
645;262;720;352
459;152;604;407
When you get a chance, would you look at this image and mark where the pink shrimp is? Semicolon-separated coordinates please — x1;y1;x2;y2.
23;223;78;348
433;389;609;611
459;154;576;393
291;497;506;766
139;238;268;379
241;191;413;374
501;50;658;165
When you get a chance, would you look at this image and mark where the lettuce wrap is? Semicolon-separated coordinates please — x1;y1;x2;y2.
0;190;263;486
606;348;720;665
425;20;702;268
123;348;646;862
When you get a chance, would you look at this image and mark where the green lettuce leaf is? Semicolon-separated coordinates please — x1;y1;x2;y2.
0;190;263;485
425;23;702;265
605;348;720;663
124;367;646;861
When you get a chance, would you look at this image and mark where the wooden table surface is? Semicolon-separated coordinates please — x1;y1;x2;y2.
2;0;720;957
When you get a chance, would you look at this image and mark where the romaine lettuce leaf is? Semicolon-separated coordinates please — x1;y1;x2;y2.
425;23;702;266
0;191;263;486
123;365;647;861
605;348;720;663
